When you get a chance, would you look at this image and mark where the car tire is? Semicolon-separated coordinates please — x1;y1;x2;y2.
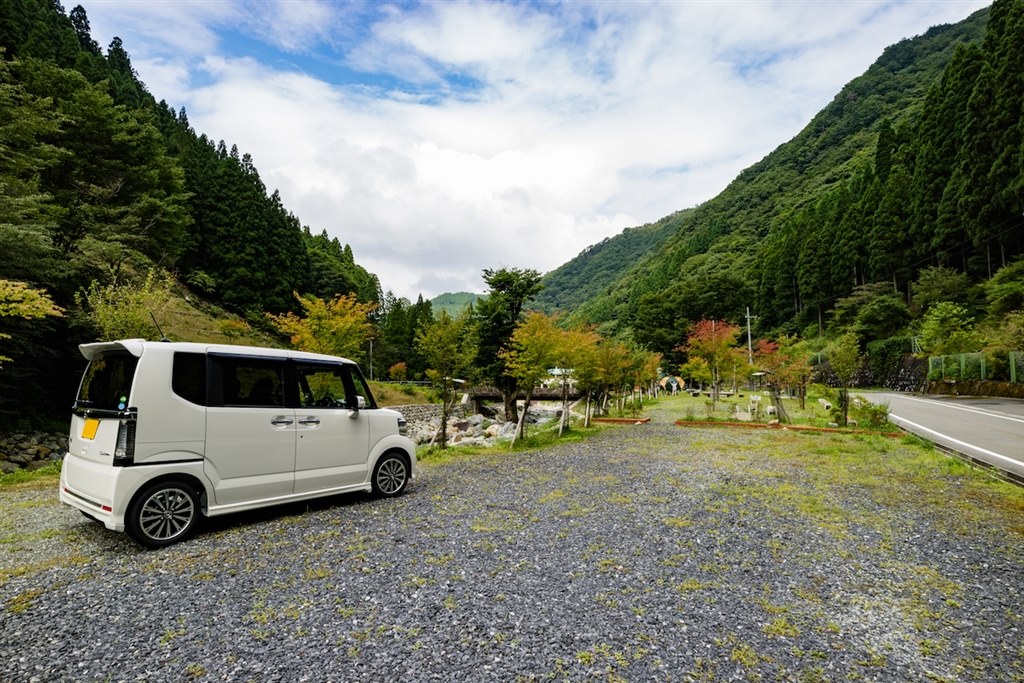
371;452;410;497
126;480;200;548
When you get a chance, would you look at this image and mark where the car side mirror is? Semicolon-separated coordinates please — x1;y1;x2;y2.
348;395;365;416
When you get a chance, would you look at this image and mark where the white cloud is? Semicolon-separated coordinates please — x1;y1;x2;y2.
82;0;991;299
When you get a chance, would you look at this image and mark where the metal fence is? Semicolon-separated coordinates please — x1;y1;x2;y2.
928;351;1024;383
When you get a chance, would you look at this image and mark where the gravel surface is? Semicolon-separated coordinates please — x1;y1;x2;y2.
2;412;1023;682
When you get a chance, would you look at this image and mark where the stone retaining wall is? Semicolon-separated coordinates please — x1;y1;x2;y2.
0;432;67;474
389;403;472;422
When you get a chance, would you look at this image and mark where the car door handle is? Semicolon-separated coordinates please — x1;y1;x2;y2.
298;417;321;426
270;416;294;427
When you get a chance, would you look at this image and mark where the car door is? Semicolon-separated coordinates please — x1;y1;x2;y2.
292;361;370;494
204;354;295;506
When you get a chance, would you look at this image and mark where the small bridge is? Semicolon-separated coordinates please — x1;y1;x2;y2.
469;385;583;413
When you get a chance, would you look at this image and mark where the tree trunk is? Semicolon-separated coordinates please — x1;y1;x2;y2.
558;377;569;437
500;390;517;424
432;379;452;449
768;385;790;423
710;367;720;410
838;388;850;427
511;389;533;445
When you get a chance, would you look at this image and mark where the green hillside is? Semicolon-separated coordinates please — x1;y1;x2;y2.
430;292;480;317
539;3;1023;371
533;211;686;313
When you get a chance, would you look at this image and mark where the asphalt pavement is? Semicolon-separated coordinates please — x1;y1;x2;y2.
860;391;1024;479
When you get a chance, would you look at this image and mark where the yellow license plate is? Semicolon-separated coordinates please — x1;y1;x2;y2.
81;418;100;440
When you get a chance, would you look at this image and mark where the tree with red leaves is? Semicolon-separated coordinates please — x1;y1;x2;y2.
678;319;741;409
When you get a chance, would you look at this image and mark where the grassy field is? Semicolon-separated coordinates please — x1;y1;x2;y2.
666;385;891;430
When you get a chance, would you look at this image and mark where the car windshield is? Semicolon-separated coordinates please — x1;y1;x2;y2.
77;350;139;411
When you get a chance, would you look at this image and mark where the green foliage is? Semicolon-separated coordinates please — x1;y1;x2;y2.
983;257;1024;318
853;294;911;340
0;280;63;320
911;266;972;314
267;292;375;359
918;302;980;354
0;279;63;365
865;336;913;387
372;293;433;381
75;269;173;341
851;397;891;429
415;310;477;448
304;229;380;304
828;332;863;388
501;312;564;397
474;267;543;420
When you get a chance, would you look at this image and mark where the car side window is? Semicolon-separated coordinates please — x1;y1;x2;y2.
210;356;286;408
172;352;206;405
296;364;349;408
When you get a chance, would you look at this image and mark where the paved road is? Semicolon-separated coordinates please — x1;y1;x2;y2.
860;392;1024;479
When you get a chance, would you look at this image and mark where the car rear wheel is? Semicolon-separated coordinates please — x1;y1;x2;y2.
126;480;200;548
372;452;409;497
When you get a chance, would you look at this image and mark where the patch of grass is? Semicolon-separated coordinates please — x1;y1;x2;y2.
403;575;434;589
370;381;436;406
303;566;332;580
470;508;537;532
423;552;455;566
731;642;761;667
0;528;62;545
763;616;800;638
538;490;566;504
0;554;91;585
675;578;711;593
7;588;44;614
0;461;61;489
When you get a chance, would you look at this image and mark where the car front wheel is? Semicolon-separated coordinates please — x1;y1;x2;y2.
372;452;409;497
126;480;200;548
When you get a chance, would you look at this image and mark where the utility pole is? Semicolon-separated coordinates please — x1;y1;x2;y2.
745;307;757;365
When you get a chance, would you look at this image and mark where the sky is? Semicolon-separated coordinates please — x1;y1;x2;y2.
82;0;990;301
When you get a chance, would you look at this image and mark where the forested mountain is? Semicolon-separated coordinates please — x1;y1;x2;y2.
0;0;387;421
540;2;1023;371
533;211;684;313
430;292;481;317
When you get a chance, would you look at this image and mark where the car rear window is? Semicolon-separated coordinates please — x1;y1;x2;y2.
77;350;139;411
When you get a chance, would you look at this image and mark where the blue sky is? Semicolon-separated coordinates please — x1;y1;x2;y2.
83;0;990;301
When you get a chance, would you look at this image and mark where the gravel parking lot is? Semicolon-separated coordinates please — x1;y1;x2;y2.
2;411;1023;682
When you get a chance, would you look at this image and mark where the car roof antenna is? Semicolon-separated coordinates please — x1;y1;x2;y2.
150;312;170;342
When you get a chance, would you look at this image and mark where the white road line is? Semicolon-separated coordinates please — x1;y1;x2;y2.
883;394;1024;423
888;413;1023;470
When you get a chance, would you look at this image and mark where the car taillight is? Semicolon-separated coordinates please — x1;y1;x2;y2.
114;411;137;466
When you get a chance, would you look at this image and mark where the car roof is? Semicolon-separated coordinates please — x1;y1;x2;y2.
78;339;356;365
